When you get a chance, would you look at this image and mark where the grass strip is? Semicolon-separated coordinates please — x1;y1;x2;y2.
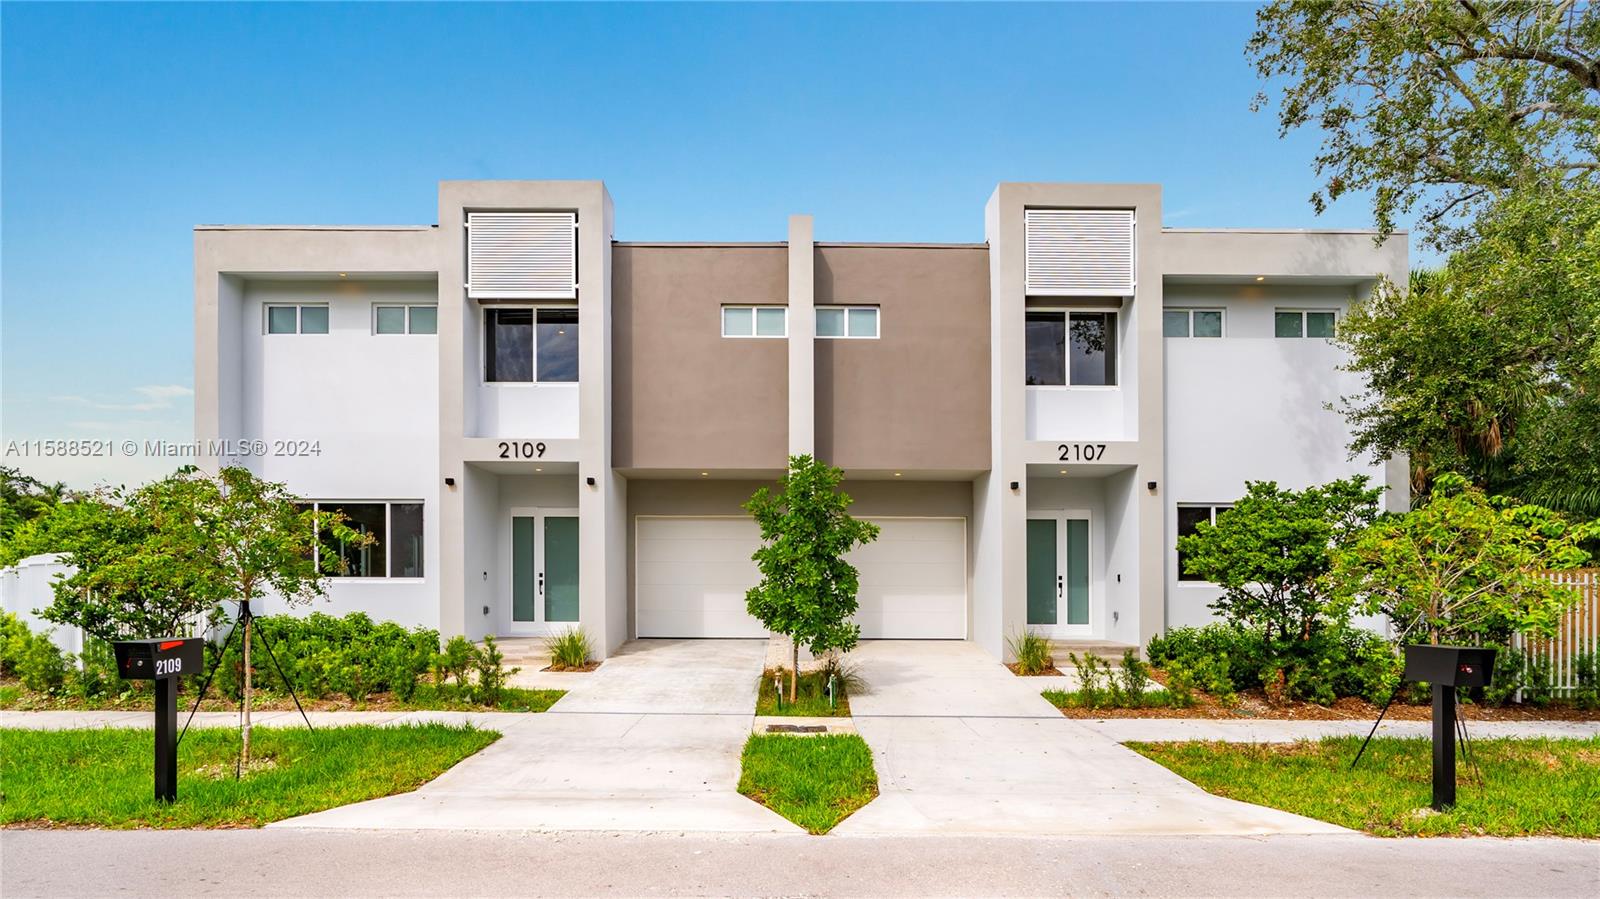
737;733;877;834
0;723;497;828
755;670;851;717
1132;735;1600;837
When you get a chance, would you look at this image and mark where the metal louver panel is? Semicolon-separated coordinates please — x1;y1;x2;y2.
467;212;577;299
1025;209;1136;296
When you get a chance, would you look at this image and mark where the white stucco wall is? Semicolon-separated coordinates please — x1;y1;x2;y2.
1161;283;1388;630
231;278;441;630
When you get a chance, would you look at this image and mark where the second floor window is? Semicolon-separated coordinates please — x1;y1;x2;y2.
375;305;438;335
722;305;787;338
1275;309;1337;339
1026;310;1117;386
1163;308;1223;338
817;306;879;339
266;304;329;335
486;308;578;382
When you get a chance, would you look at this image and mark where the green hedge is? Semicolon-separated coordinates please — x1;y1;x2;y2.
1146;623;1400;705
208;612;438;702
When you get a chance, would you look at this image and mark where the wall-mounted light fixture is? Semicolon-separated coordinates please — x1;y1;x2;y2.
444;477;456;487
1146;480;1158;493
586;476;596;487
1009;481;1020;492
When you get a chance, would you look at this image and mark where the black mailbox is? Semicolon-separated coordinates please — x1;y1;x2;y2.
114;638;204;681
112;637;203;803
1402;644;1496;688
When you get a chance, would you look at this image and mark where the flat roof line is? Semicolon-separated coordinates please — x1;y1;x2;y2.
816;241;988;249
612;241;787;248
195;224;436;232
1163;227;1406;235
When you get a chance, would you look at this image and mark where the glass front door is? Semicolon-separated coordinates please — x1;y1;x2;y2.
1026;512;1091;636
509;508;579;633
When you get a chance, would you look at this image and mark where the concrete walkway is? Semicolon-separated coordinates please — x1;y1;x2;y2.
834;641;1346;836
271;639;798;833
1081;717;1600;743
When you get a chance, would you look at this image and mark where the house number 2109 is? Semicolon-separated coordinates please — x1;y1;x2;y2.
1058;443;1107;462
498;441;547;459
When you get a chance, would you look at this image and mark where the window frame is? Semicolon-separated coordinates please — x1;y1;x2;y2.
264;304;329;335
721;305;788;339
816;305;880;340
372;304;439;336
1274;308;1338;339
1175;503;1233;584
481;304;579;384
1024;306;1121;388
302;499;426;581
1162;307;1225;339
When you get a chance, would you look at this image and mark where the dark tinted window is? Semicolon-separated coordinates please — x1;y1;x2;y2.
1069;312;1116;386
487;309;533;381
536;309;579;382
1025;312;1066;385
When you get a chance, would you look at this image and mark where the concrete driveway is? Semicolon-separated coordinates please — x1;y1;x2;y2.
275;639;798;833
833;641;1345;836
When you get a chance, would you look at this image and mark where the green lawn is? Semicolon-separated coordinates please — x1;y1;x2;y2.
755;671;851;717
1133;736;1600;837
737;733;877;834
0;724;498;828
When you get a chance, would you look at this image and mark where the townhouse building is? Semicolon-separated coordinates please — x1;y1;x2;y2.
194;180;1407;661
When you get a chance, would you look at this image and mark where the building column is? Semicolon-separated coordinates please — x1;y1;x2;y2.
787;214;815;459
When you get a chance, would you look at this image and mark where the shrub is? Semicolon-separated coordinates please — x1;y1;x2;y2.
0;611;31;676
434;636;475;689
1008;630;1053;675
1483;647;1527;707
1068;652;1110;708
68;639;129;700
15;629;66;694
817;653;865;698
1573;652;1599;711
471;635;518;705
1147;625;1268;690
1523;654;1555;706
205;611;440;703
1118;650;1151;699
545;628;594;670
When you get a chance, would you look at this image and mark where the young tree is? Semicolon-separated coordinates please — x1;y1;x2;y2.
6;466;366;765
744;455;879;702
1178;476;1384;644
1330;474;1598;646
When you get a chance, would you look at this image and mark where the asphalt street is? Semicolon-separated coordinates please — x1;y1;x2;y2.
3;829;1596;898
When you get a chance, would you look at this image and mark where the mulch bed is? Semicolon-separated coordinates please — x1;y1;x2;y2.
541;662;601;673
1006;662;1065;677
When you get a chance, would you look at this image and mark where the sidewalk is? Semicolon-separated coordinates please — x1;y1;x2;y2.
1077;718;1600;743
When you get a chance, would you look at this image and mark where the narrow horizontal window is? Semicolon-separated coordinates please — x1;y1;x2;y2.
1275;309;1337;339
1163;308;1223;339
722;305;786;338
266;305;328;335
374;305;438;335
816;306;879;339
408;306;437;335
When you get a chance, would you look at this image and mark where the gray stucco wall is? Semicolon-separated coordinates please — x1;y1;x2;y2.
814;245;991;472
611;245;789;471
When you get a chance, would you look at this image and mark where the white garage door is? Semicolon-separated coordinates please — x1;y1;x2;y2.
634;516;967;640
635;517;768;638
850;518;966;639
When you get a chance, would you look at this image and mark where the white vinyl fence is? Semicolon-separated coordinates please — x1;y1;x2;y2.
1513;568;1600;694
0;553;83;656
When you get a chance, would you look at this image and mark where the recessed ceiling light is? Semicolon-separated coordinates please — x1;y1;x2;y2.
1255;276;1265;282
893;472;902;477
339;272;347;278
1059;469;1068;474
700;472;709;477
534;467;543;472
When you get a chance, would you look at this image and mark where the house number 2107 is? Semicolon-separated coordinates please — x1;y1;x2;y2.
1058;443;1107;462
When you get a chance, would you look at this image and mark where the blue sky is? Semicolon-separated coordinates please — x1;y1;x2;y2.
2;2;1399;488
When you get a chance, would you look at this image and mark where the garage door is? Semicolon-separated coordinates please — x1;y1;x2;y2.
850;518;966;639
635;517;768;638
634;516;966;640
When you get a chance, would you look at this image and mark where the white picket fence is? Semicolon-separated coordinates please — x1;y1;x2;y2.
1513;568;1600;694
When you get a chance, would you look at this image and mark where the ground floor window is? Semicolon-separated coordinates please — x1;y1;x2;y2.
1176;503;1231;582
298;500;425;578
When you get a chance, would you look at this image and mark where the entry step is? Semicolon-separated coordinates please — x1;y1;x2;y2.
1049;640;1141;667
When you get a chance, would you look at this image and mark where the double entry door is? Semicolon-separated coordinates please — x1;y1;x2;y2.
1027;511;1092;636
507;508;579;635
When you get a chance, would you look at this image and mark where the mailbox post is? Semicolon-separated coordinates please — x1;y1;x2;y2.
113;638;204;803
1401;644;1496;810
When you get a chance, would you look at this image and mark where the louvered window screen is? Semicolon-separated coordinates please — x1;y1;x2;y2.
1024;209;1136;296
467;212;577;299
